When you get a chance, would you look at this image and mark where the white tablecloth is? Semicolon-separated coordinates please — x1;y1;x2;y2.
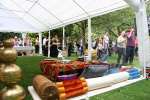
14;46;35;51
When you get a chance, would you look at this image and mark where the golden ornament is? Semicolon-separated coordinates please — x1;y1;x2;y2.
3;39;14;48
0;63;5;81
0;64;22;85
1;48;17;63
0;47;4;62
1;85;26;100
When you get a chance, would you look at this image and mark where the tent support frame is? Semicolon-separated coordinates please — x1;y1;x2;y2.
87;17;92;61
39;32;42;55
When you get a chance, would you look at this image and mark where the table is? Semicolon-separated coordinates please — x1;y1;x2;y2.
14;46;35;56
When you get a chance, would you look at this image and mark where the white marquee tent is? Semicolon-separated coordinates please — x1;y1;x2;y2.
0;0;150;76
0;0;129;32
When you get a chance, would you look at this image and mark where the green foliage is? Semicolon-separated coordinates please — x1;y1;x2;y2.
147;1;150;16
92;8;135;40
27;33;38;45
16;56;46;100
0;32;21;41
108;54;140;67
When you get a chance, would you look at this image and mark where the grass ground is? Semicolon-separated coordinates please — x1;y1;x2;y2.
0;54;149;100
108;53;140;67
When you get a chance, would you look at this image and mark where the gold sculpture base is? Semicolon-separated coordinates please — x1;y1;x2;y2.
1;85;25;100
0;39;26;100
0;64;21;85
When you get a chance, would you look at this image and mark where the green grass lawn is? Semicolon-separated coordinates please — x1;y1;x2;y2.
0;55;149;100
108;53;140;67
17;56;46;100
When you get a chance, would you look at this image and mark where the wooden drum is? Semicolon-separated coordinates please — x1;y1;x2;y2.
32;75;59;100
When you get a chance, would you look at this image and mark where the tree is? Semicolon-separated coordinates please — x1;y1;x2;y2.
147;1;150;16
0;32;21;41
92;8;135;40
74;20;87;51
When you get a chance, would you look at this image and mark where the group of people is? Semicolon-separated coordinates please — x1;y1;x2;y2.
93;32;111;61
41;35;84;58
92;28;137;65
35;35;74;57
33;28;138;64
13;36;32;47
41;35;61;57
117;28;137;65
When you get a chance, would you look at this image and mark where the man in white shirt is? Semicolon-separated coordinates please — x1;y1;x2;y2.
43;37;47;46
103;32;109;54
42;37;47;55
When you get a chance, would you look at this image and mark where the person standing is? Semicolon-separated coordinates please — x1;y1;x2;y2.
43;37;47;47
125;28;136;64
50;40;58;57
68;42;73;57
117;31;127;65
42;37;47;55
103;32;109;54
18;38;23;46
97;38;103;59
74;41;78;55
14;36;18;46
49;34;59;57
35;37;39;54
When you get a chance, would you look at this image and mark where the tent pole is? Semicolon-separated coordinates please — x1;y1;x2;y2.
87;17;92;61
133;0;150;78
39;32;42;55
21;32;25;46
48;30;51;57
62;26;65;50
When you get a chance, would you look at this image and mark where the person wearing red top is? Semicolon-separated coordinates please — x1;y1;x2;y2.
125;28;136;64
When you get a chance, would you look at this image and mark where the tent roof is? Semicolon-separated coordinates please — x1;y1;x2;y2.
0;0;128;32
